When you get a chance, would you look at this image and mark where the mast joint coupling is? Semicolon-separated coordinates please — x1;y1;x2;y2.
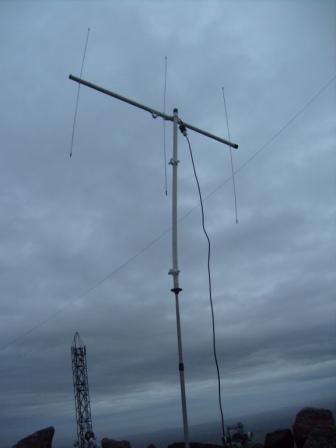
171;287;182;295
179;362;184;371
168;268;179;276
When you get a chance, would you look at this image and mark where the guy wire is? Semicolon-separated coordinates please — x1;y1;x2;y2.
70;27;91;158
222;87;238;224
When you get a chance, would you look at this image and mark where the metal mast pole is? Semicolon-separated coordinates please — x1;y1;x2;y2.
169;108;190;448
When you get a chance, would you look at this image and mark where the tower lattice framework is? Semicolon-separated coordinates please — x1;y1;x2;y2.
71;332;93;447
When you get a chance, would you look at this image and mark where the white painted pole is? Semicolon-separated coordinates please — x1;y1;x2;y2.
169;108;190;448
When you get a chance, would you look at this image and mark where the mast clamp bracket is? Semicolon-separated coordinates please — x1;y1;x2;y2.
169;158;179;166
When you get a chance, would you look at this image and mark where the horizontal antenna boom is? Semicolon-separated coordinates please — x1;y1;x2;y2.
69;74;171;121
68;74;238;149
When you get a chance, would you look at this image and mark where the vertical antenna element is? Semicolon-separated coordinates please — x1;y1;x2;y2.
71;332;94;448
162;56;168;195
70;27;91;158
222;87;239;224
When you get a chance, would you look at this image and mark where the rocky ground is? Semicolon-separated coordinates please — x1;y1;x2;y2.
12;407;336;448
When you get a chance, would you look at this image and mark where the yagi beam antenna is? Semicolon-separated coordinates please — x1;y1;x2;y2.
69;75;238;149
69;73;238;448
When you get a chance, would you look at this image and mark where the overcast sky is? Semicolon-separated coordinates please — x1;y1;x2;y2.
0;0;335;446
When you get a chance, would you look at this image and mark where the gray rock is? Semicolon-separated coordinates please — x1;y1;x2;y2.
293;407;335;448
303;426;336;448
264;429;294;448
12;427;55;448
101;439;131;448
168;443;222;448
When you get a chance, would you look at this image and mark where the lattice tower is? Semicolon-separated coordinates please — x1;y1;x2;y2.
71;332;93;448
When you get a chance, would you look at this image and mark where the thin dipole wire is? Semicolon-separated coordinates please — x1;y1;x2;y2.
70;28;91;158
221;87;238;224
169;108;190;448
163;56;168;196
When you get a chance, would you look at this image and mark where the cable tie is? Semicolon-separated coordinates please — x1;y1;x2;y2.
179;123;187;136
